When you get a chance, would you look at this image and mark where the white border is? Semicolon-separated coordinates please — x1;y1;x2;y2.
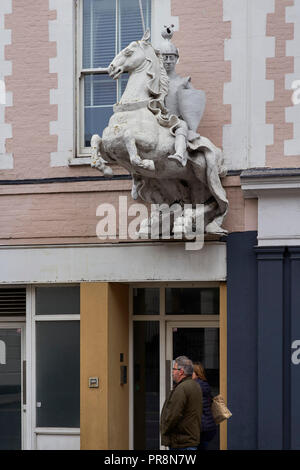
0;0;13;170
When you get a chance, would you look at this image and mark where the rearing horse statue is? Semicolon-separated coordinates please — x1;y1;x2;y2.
91;30;228;234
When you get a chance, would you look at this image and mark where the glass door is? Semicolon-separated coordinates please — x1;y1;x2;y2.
166;322;220;450
0;324;25;450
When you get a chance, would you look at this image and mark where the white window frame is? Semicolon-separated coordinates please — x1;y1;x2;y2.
74;0;177;161
129;283;221;450
31;285;80;449
76;0;152;157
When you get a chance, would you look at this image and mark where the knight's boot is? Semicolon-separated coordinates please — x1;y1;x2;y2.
168;152;188;167
168;134;188;167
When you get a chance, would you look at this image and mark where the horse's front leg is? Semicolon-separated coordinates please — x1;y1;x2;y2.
90;134;113;177
123;129;155;171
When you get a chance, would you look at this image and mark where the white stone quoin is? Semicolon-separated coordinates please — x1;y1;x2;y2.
0;0;13;170
49;0;75;167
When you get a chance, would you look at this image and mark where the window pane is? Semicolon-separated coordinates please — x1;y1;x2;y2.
119;0;151;51
83;0;116;69
172;327;220;449
82;0;151;149
133;288;159;315
84;74;116;146
165;288;219;315
36;321;80;427
84;74;116;107
134;321;159;450
36;287;80;315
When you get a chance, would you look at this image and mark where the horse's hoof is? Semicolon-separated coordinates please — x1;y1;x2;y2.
103;166;113;177
142;160;155;171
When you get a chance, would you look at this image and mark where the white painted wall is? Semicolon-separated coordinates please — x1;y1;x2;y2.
49;0;75;166
151;0;179;49
258;192;300;246
0;243;226;283
223;0;275;169
0;0;13;170
242;174;300;246
285;1;300;157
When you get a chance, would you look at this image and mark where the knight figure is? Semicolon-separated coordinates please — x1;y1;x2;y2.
90;26;229;236
159;24;206;167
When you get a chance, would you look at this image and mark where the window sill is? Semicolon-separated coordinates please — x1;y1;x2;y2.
68;156;91;166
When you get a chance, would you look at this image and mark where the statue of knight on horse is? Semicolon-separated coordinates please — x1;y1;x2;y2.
91;25;228;236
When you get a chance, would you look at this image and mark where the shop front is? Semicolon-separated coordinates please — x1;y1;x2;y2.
0;241;226;450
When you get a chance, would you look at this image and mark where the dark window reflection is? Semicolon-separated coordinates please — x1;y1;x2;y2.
172;327;220;450
36;286;80;315
134;321;159;449
36;321;80;427
166;288;219;315
133;288;160;315
0;329;21;450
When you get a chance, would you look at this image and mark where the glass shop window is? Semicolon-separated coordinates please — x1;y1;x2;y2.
79;0;152;152
165;288;219;315
35;287;80;428
133;288;160;315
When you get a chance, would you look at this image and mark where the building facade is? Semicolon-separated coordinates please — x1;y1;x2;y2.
0;0;300;450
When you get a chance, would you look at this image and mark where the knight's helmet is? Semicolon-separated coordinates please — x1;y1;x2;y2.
159;24;179;57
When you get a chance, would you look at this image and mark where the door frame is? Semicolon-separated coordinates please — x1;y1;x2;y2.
0;322;26;450
129;282;227;450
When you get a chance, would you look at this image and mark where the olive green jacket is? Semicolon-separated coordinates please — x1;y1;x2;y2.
160;376;203;448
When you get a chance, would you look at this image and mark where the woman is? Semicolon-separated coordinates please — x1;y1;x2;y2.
193;362;217;450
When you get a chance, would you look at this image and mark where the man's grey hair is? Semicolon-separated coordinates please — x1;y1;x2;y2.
175;356;194;376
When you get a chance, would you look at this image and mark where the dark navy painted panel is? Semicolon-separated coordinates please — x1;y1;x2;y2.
289;248;300;450
256;247;284;450
227;231;258;450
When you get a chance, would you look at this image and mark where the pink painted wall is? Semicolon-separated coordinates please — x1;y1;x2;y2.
3;0;97;180
171;0;231;149
0;0;262;245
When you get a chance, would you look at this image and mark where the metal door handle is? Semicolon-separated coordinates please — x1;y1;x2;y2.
22;360;26;405
166;360;171;396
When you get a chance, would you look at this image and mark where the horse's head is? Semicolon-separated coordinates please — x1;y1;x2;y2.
108;29;153;79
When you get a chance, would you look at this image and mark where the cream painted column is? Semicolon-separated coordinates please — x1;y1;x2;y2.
80;282;129;450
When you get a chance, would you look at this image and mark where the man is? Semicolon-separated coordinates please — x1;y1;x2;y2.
159;25;206;167
160;356;203;450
